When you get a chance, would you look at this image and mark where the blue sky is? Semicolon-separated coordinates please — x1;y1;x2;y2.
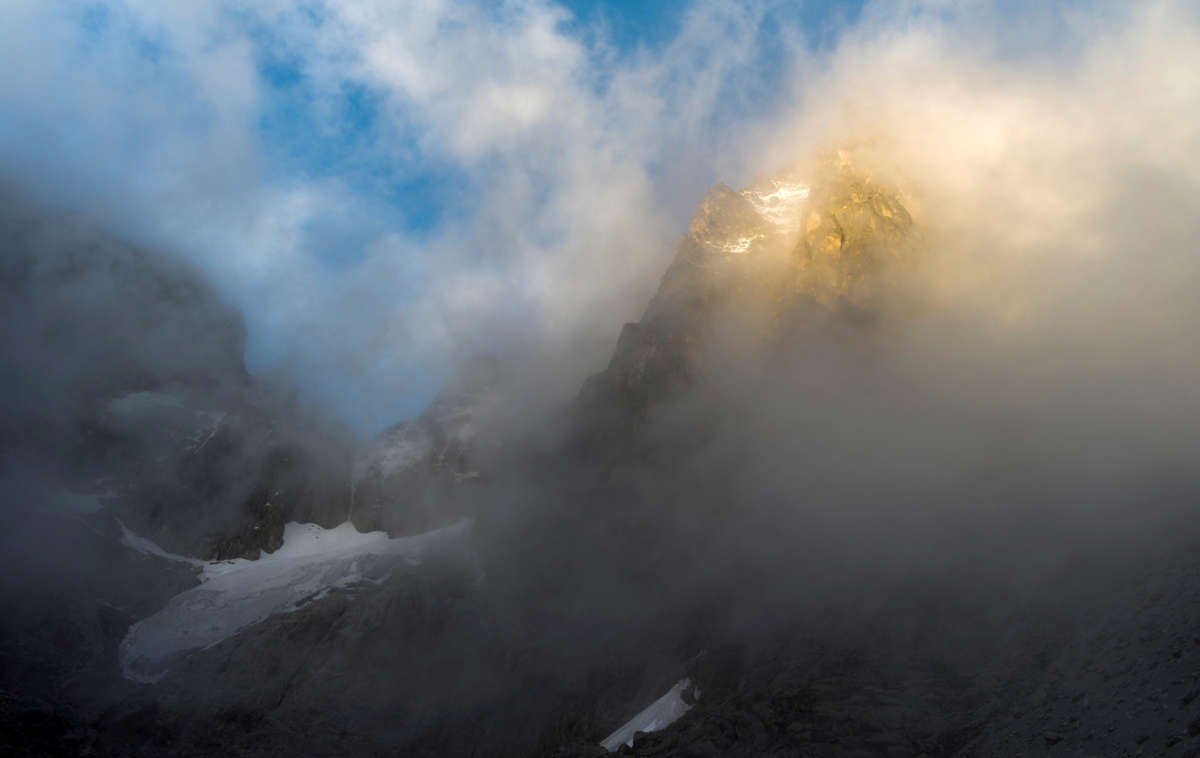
0;0;1151;436
241;0;867;249
560;1;691;51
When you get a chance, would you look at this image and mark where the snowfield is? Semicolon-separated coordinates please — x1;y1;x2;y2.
119;520;470;683
600;678;699;751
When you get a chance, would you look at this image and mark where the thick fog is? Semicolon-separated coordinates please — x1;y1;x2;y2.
2;1;1200;755
458;0;1200;682
0;0;797;433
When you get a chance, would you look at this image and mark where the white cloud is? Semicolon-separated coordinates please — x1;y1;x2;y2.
3;0;1197;436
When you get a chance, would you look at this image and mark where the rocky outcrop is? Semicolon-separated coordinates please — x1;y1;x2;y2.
576;151;914;453
349;356;499;535
93;388;353;558
0;195;247;462
792;149;916;307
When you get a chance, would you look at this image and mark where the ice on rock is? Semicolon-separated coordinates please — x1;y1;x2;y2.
720;234;765;254
600;678;699;752
701;178;810;255
742;179;810;234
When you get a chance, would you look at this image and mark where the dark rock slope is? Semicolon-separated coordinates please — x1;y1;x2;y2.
0;193;354;558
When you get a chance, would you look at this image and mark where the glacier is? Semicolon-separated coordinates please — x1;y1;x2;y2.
119;519;470;683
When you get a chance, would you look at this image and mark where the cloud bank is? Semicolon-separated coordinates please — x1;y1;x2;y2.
1;0;1197;439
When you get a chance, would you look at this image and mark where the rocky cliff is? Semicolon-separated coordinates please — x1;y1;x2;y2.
350;355;500;535
0;194;354;559
577;150;915;454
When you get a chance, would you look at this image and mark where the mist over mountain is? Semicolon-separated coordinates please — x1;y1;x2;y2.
3;1;1200;757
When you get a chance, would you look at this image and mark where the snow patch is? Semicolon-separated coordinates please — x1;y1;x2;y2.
721;234;764;254
742;179;810;233
601;678;699;752
118;520;470;683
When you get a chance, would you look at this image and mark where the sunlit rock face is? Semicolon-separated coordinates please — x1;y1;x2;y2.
577;150;915;451
687;184;775;254
794;151;915;307
684;177;812;256
350;357;499;535
742;176;811;233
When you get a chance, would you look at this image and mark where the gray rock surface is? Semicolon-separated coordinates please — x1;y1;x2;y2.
350;357;500;534
0;193;355;559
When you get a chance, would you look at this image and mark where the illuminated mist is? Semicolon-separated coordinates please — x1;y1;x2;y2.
2;1;1200;756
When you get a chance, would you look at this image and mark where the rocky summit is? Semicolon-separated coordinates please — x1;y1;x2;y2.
578;151;913;452
793;151;916;307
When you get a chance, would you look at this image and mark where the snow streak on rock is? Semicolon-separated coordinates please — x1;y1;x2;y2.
119;520;206;567
742;179;810;235
600;678;699;752
719;234;765;254
118;520;470;683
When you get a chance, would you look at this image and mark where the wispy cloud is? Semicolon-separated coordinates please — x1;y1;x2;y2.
0;0;793;432
2;0;1197;437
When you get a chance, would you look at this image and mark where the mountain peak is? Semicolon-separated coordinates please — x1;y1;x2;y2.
791;149;916;306
575;149;918;450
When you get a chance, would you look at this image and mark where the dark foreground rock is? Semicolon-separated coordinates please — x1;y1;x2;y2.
23;514;1194;758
